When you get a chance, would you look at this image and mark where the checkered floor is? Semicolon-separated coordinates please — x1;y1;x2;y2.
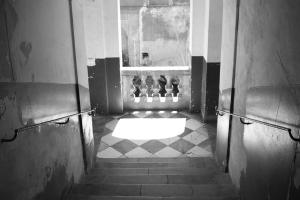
93;111;217;158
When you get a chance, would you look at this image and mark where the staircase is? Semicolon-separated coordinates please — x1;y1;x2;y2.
67;157;239;200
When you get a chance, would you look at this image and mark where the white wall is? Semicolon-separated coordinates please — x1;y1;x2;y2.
84;0;106;63
190;0;209;57
102;0;121;58
190;0;222;62
83;0;121;65
207;0;223;62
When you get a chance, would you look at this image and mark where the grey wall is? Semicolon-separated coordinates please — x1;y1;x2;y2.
217;0;300;199
190;0;222;121
0;0;93;199
84;0;123;114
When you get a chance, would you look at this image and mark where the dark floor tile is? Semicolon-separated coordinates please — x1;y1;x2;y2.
141;140;167;154
179;127;193;138
169;139;195;154
112;140;138;154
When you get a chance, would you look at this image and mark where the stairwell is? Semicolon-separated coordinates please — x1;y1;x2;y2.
67;157;238;199
66;111;239;199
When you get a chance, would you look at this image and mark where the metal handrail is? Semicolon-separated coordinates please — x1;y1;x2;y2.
1;109;96;143
216;107;300;142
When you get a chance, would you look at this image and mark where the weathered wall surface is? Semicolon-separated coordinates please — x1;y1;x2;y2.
0;0;93;199
140;6;190;66
190;0;209;114
216;0;237;171
85;0;123;114
206;0;223;63
217;0;300;199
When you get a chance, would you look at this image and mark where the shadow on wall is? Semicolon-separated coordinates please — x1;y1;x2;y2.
0;82;93;200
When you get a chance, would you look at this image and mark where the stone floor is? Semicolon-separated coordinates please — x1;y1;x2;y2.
93;111;217;158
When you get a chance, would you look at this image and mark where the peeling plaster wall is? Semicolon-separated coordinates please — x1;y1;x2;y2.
0;0;93;199
217;0;300;199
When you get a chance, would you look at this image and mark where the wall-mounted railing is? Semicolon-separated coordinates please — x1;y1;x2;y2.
1;109;96;143
216;107;300;142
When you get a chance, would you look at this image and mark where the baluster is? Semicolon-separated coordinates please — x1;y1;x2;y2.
145;75;154;102
171;76;180;102
132;75;142;103
158;75;167;102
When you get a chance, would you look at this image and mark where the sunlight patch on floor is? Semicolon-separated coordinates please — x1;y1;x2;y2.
112;118;186;140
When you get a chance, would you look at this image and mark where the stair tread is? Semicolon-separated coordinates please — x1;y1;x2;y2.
69;194;239;200
97;157;215;163
67;158;238;199
95;161;217;169
71;183;237;197
90;167;221;175
83;174;232;185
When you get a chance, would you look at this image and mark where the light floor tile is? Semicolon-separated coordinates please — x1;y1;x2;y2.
101;133;123;146
105;119;119;131
97;147;122;158
185;119;204;130
125;147;152;158
155;147;182;158
183;131;208;145
130;139;149;146
159;136;180;145
186;146;213;157
98;141;110;152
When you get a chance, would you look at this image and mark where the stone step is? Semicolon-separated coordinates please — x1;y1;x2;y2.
95;158;218;169
97;157;214;164
90;167;219;176
68;194;239;200
71;184;237;198
83;174;231;185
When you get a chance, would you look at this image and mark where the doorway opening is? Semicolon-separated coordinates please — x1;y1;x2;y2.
120;0;191;68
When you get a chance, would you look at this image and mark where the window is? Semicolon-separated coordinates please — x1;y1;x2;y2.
120;0;190;67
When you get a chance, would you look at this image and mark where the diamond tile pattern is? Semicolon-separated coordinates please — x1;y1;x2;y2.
183;131;208;145
154;146;182;157
179;127;193;137
112;140;138;154
141;140;167;154
95;111;216;158
185;119;204;130
169;139;195;154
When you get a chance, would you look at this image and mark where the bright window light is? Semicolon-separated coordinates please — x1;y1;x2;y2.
134;97;140;103
171;111;178;114
147;97;153;103
160;97;166;102
112;118;186;140
145;111;153;114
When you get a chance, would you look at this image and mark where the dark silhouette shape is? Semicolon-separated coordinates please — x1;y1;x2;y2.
158;75;167;97
145;75;154;97
132;75;142;97
171;77;180;97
